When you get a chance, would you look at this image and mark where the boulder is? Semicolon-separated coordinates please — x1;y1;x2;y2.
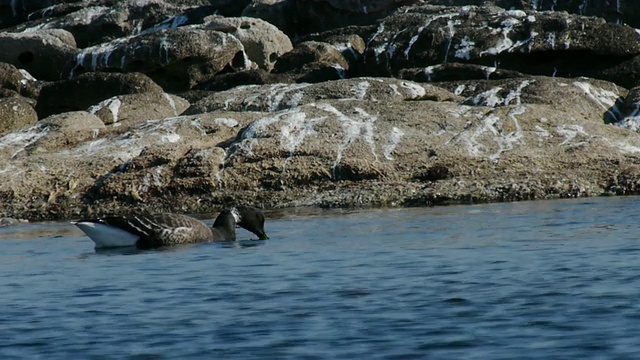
242;0;296;34
0;29;78;81
192;69;289;92
400;63;524;82
69;27;248;92
0;97;38;136
0;63;40;100
364;5;640;87
36;72;164;118
22;111;106;156
0;110;267;219
203;16;293;71
88;92;190;125
274;41;350;82
0;0;59;28
11;1;182;48
185;77;457;114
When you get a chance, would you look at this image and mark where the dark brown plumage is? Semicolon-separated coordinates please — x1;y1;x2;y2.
74;206;268;249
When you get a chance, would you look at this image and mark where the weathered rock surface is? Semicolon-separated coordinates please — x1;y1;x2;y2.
364;5;640;85
0;62;40;99
2;1;640;221
88;92;189;126
0;97;38;135
69;27;248;92
204;16;293;71
185;78;456;114
36;72;165;119
274;41;350;83
0;29;78;81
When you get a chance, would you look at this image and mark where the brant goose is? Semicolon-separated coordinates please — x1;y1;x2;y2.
73;206;268;249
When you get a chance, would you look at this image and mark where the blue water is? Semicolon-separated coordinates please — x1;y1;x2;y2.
1;197;640;359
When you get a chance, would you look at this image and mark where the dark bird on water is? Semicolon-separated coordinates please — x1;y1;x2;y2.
73;206;269;249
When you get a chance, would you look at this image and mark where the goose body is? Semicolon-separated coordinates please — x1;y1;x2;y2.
73;206;268;249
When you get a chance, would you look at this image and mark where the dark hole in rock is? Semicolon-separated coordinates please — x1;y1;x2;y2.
213;25;237;33
269;52;278;63
240;22;251;30
231;51;247;69
18;52;34;64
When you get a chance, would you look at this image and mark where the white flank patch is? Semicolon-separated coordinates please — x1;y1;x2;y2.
73;222;139;248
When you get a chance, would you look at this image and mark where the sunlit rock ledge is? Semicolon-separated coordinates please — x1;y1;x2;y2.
1;1;640;220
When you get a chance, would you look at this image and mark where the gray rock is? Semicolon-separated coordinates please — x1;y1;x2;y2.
242;0;295;34
185;77;456;114
11;1;181;48
274;41;350;82
0;29;79;81
192;69;290;92
69;27;248;92
203;16;293;71
36;72;165;119
0;97;38;136
0;63;40;100
364;5;640;87
400;63;524;82
2;75;640;219
87;92;190;125
23;111;106;156
0;0;59;28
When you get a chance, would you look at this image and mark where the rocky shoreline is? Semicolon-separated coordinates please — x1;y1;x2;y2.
2;0;640;221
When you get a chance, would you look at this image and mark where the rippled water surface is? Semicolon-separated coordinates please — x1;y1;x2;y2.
2;197;640;359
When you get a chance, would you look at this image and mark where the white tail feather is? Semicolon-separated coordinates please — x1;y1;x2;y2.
74;221;140;248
